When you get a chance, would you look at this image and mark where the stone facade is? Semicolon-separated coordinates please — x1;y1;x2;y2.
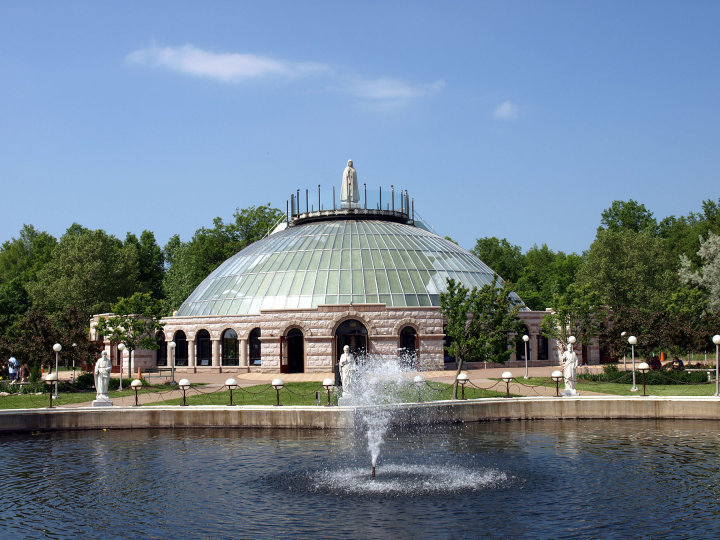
91;304;600;375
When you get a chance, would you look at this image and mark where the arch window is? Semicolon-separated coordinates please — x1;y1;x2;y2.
222;329;239;366
399;326;418;369
335;319;368;361
174;331;188;366
285;328;304;373
249;328;262;366
196;330;211;366
156;331;167;367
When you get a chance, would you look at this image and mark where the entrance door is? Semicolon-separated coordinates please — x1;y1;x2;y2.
286;329;304;373
335;319;368;361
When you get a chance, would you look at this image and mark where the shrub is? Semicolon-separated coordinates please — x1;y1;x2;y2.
581;365;708;385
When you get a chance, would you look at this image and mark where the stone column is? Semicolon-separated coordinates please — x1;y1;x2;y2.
188;339;196;369
240;339;248;367
212;339;221;368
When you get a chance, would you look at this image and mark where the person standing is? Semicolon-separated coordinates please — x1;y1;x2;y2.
8;356;19;383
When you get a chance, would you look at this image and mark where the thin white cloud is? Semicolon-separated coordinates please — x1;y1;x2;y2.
125;43;444;109
350;77;444;101
493;100;518;119
125;44;327;81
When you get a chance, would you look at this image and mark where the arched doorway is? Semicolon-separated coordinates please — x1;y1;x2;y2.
156;331;167;366
174;331;188;366
399;326;418;368
249;328;262;366
286;328;304;373
335;319;368;361
196;330;211;366
222;329;239;366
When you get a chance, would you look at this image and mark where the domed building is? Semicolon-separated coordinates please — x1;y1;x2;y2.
93;162;596;374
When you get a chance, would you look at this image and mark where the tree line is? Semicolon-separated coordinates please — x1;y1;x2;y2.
472;198;720;358
1;196;718;372
0;205;283;373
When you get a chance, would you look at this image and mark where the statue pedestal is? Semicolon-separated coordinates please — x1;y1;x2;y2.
562;389;579;397
337;395;353;406
92;397;113;407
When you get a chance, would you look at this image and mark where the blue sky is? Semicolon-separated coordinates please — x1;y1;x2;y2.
1;1;718;254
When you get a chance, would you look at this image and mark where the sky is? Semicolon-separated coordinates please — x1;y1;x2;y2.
1;1;719;255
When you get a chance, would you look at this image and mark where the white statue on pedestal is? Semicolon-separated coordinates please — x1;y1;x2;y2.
339;345;357;395
341;160;360;208
93;351;112;406
561;343;578;396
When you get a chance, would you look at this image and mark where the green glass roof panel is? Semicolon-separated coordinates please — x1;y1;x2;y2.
176;218;521;315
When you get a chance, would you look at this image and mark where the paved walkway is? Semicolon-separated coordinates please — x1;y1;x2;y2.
58;364;608;407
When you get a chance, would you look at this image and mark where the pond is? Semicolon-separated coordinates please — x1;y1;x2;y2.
1;419;719;538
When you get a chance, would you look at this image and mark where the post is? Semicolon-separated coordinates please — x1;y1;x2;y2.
305;189;308;213
379;186;382;210
364;183;367;209
318;184;321;212
333;186;336;210
54;350;59;398
391;185;394;211
631;344;637;392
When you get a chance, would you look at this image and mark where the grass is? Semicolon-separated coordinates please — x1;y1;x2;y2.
521;377;717;396
149;381;510;407
0;384;176;409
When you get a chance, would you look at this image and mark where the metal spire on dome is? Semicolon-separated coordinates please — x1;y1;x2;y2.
287;160;415;226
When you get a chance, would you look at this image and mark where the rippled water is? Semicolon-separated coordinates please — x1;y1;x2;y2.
2;420;720;538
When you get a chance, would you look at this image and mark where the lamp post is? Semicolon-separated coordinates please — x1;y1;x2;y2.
620;331;627;370
522;335;530;379
272;378;284;406
323;378;334;406
117;343;125;391
414;375;425;403
131;379;143;406
713;335;720;397
628;336;638;392
168;341;176;384
52;343;61;398
502;371;513;398
637;362;649;396
71;342;77;383
178;378;190;406
45;372;58;408
225;378;238;406
456;372;469;400
551;370;563;397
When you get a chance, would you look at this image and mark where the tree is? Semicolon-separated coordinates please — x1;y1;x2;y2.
540;284;606;351
679;232;720;314
162;204;284;310
124;230;165;299
28;226;138;318
94;292;165;382
471;237;525;283
440;277;524;399
599;199;657;234
515;245;583;310
575;228;676;313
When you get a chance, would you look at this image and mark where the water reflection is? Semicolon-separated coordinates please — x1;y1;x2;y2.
0;421;719;538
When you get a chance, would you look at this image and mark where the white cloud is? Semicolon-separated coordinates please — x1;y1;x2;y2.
350;77;444;101
493;100;518;119
125;44;327;82
125;42;444;109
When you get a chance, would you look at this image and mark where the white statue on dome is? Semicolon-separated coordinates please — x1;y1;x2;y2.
341;159;360;208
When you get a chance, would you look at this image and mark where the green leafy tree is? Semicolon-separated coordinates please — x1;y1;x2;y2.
124;230;165;299
515;245;583;310
28;226;139;318
440;277;524;399
599;199;657;234
471;237;525;284
540;284;606;350
576;228;676;313
162;204;284;310
94;292;165;382
679;232;720;314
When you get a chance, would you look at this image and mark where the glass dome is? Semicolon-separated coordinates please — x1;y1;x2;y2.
177;219;515;316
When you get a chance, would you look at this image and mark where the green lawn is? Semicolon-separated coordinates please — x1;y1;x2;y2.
149;381;509;407
0;384;176;409
522;377;717;396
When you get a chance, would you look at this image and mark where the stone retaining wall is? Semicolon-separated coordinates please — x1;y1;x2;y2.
1;397;718;434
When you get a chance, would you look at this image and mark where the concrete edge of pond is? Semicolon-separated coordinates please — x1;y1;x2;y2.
1;396;719;433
